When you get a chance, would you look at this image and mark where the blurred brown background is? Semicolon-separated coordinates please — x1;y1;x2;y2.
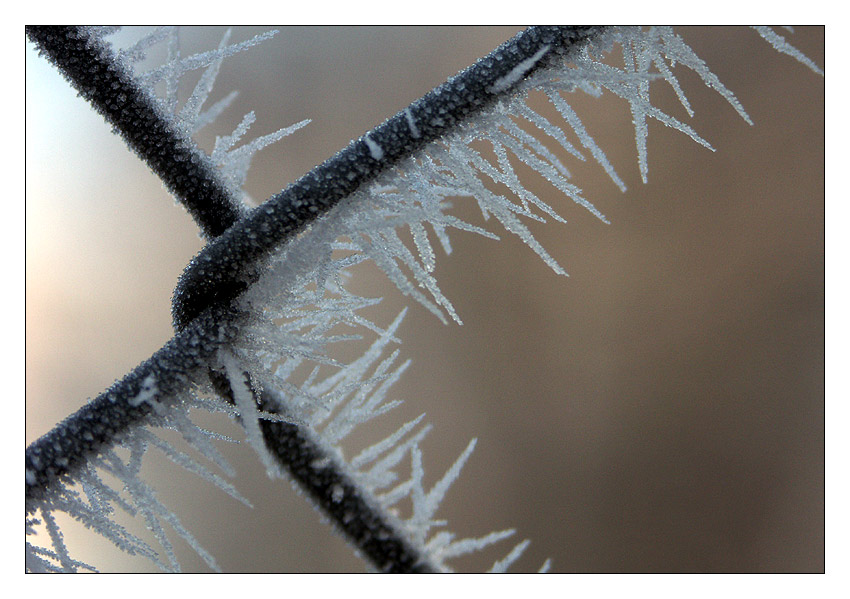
25;26;824;572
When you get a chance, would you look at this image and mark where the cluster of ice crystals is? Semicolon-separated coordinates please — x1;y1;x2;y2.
224;25;820;572
223;327;533;572
26;390;251;572
112;26;309;206
28;25;822;573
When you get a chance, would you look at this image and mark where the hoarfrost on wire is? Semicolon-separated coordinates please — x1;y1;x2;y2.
26;26;822;572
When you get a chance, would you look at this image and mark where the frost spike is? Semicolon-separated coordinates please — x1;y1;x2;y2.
751;26;824;76
489;539;531;573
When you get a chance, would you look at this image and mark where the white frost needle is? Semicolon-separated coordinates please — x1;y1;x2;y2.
751;26;824;76
178;28;233;126
489;539;531;573
137;30;279;88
